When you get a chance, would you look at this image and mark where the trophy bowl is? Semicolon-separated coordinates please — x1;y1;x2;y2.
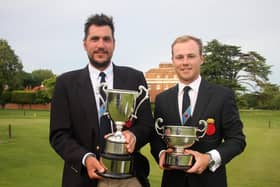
104;88;139;155
98;85;149;178
106;88;139;122
155;118;207;170
164;126;197;147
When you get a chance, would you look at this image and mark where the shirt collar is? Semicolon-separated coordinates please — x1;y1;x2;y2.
178;75;202;95
88;62;113;81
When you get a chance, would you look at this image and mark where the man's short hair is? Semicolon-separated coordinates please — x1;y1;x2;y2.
171;35;203;56
84;13;115;40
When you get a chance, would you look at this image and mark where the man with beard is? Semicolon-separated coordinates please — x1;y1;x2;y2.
49;14;153;187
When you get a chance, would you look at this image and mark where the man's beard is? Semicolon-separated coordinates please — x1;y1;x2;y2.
88;55;111;69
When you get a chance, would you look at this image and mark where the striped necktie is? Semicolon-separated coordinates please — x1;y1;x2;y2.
182;86;191;125
99;72;106;106
98;72;110;151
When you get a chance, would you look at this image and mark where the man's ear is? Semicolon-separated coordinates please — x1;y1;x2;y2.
200;55;204;65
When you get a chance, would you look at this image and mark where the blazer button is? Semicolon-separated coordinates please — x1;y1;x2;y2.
96;145;100;150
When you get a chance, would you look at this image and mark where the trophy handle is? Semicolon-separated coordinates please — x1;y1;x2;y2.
130;85;149;120
155;118;164;137
98;83;109;117
196;120;208;139
98;83;107;106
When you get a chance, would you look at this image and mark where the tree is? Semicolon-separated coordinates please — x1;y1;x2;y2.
18;71;37;89
256;83;280;110
31;69;55;86
201;40;272;93
0;39;23;95
238;51;271;90
42;76;56;100
239;83;280;110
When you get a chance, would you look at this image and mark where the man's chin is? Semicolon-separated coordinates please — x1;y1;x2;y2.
89;58;111;69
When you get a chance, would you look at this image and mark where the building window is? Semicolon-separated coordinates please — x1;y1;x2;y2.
156;84;161;90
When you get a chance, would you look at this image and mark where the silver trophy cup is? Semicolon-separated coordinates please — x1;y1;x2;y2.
98;85;148;178
155;118;208;170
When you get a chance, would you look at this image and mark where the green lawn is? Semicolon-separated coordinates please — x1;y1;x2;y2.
0;109;280;187
0;110;61;187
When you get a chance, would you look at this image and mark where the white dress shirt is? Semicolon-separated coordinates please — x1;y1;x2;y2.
178;76;201;124
82;62;114;166
88;62;113;117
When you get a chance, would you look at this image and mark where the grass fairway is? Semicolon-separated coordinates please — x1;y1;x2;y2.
0;110;61;187
0;109;280;186
227;110;280;187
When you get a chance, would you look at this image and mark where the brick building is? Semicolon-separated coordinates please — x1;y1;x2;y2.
145;63;178;102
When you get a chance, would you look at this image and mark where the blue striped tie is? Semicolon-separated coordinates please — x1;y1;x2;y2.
182;86;191;125
99;72;110;151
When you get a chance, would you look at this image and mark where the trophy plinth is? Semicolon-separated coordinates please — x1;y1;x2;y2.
98;153;134;179
98;85;148;178
155;118;207;170
164;152;193;170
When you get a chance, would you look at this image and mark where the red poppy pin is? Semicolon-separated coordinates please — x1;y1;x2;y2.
206;118;216;136
124;119;133;128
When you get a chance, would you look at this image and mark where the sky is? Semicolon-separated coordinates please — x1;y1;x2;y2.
1;0;279;85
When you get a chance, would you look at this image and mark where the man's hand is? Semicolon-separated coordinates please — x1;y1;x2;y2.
122;130;136;153
184;149;210;174
159;148;173;169
85;155;106;179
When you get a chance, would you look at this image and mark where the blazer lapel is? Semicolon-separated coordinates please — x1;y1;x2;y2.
112;64;127;89
168;85;182;125
191;79;211;126
77;67;99;132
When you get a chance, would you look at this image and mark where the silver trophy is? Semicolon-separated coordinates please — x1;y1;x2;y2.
155;118;207;170
98;84;149;178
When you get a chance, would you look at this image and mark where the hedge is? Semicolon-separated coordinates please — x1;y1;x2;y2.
10;90;36;104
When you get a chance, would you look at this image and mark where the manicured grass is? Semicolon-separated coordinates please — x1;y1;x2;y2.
0;110;61;187
240;109;280;127
227;127;280;186
0;109;280;186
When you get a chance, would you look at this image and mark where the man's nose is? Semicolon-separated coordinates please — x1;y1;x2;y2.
96;39;105;48
182;56;189;64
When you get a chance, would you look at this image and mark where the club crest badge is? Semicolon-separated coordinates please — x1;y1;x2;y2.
182;106;192;125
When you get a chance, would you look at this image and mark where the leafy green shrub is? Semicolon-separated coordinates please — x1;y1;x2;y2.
11;90;35;104
0;91;12;104
34;90;51;104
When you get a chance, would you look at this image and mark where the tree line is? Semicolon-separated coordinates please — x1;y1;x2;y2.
0;38;279;109
0;39;55;105
201;39;280;110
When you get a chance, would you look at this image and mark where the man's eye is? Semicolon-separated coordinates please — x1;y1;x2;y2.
91;37;99;41
103;37;112;42
188;54;196;58
175;55;184;60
